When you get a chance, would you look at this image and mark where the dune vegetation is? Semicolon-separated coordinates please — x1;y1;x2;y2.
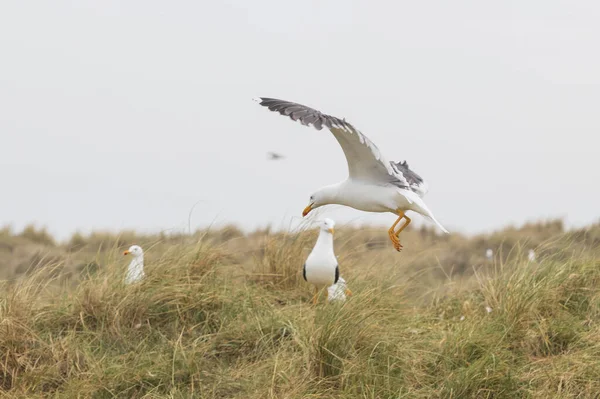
1;219;600;398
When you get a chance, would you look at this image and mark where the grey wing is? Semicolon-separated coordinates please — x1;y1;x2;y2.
255;97;410;188
302;263;307;282
390;160;429;197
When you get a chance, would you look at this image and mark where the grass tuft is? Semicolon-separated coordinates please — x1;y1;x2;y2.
0;221;599;397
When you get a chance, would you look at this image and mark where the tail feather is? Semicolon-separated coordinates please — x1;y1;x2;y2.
427;214;449;234
401;189;449;234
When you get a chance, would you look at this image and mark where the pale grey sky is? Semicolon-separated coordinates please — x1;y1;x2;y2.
1;1;599;239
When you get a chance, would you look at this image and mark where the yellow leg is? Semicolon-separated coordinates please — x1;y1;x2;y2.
388;212;411;252
312;286;318;305
388;211;405;251
345;289;352;296
396;215;412;235
387;211;405;246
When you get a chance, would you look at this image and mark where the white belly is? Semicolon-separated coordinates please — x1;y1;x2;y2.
305;264;337;286
338;181;415;213
305;256;337;287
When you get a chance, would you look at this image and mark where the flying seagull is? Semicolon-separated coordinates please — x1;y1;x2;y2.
254;97;448;251
267;151;285;160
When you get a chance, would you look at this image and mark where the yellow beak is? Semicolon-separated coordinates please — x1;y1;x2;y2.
328;228;335;234
302;203;313;217
123;250;130;255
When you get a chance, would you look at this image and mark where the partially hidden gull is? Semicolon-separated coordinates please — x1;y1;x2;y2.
303;218;347;304
123;245;145;284
327;277;352;304
254;97;448;252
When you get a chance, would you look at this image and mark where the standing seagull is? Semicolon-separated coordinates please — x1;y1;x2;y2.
304;218;342;304
254;97;448;251
123;245;145;284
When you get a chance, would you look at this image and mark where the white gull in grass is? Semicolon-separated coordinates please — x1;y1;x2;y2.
303;219;345;304
327;276;352;303
254;97;448;252
123;245;145;284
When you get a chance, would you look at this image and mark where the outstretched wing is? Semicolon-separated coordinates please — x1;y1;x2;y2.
254;97;410;188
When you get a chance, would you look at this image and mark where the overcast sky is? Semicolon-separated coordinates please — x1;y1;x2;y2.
1;1;598;239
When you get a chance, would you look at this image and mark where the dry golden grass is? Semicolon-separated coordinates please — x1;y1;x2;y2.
0;219;599;397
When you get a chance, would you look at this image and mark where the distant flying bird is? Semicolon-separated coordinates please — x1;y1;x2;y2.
123;245;145;284
254;97;448;252
267;151;285;160
303;218;341;304
486;248;493;260
528;249;536;262
327;276;352;303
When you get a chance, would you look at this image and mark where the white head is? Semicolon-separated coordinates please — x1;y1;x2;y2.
319;218;335;235
486;248;493;259
302;186;339;217
123;244;144;284
123;245;143;258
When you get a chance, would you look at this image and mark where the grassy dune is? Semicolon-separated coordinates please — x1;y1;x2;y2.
1;220;600;398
